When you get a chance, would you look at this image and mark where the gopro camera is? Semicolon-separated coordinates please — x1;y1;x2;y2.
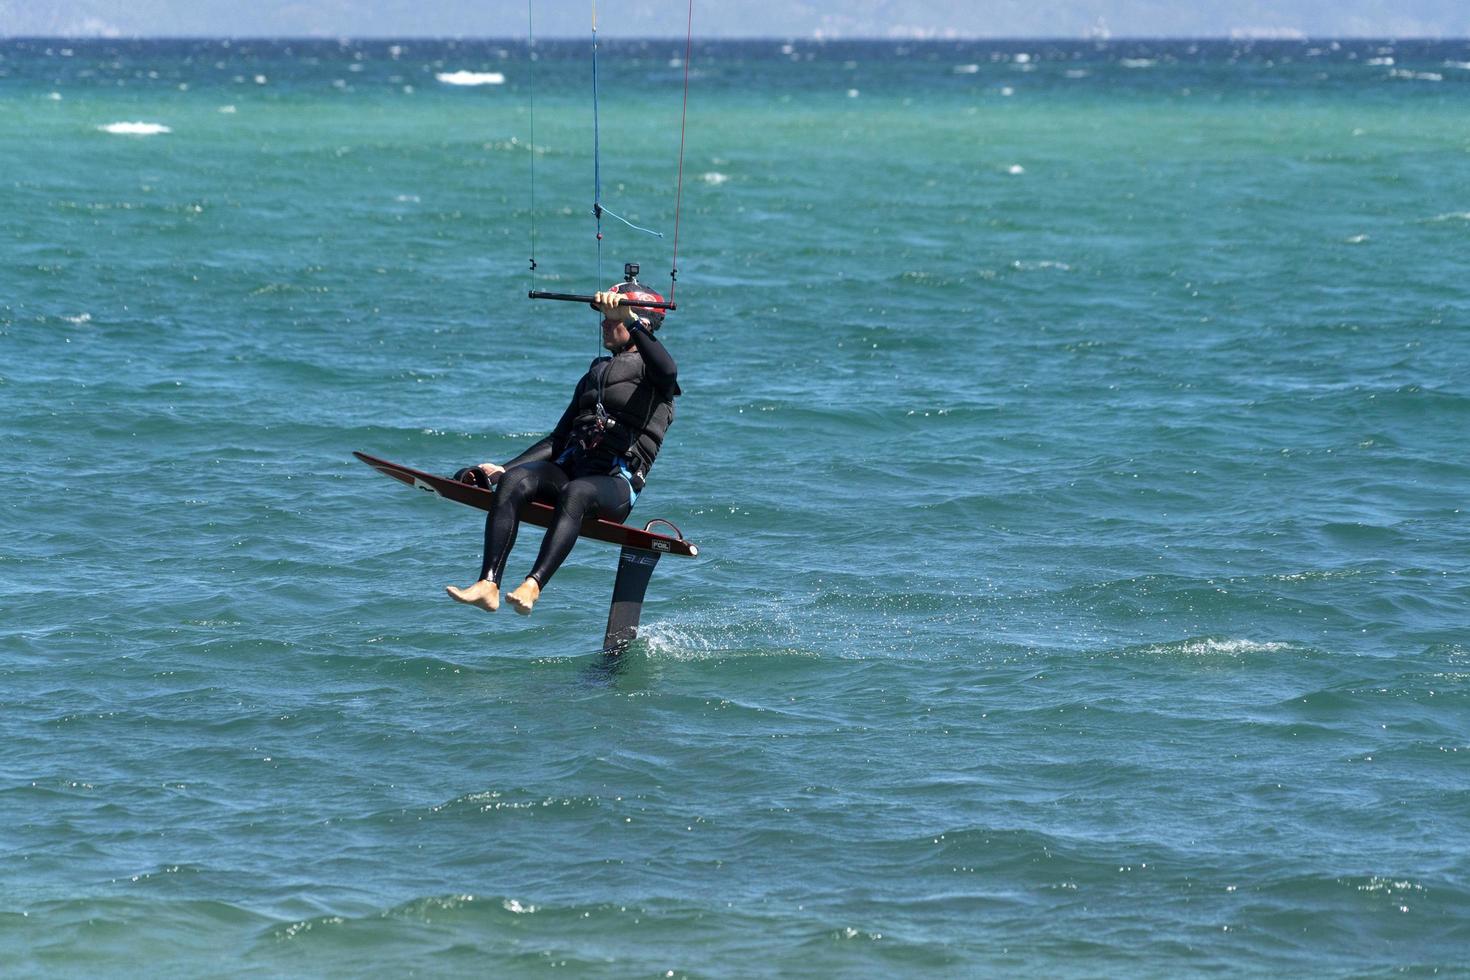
623;262;639;282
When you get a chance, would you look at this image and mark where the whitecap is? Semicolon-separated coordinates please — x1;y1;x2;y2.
63;313;92;325
1445;61;1470;70
1120;58;1156;68
999;86;1014;96
1430;211;1470;222
395;194;421;203
48;92;63;101
99;121;171;135
953;64;980;74
1365;56;1394;66
1064;69;1090;79
700;172;729;185
217;105;237;114
846;88;860;98
1006;164;1025;175
1146;638;1290;657
1345;234;1369;244
436;70;505;86
1389;69;1442;81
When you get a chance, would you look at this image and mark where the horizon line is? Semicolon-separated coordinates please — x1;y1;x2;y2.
4;33;1469;43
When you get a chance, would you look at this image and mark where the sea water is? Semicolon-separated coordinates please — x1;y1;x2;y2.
2;38;1468;975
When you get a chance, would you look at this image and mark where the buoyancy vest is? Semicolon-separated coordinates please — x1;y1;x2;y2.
566;350;676;490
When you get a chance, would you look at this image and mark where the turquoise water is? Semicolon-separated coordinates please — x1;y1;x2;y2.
3;37;1469;975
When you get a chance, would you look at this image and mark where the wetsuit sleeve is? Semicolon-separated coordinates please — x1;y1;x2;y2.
628;322;679;396
504;377;585;468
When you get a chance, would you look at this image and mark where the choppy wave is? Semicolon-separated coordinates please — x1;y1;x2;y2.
1134;637;1292;658
435;70;505;86
5;36;1470;977
98;121;171;135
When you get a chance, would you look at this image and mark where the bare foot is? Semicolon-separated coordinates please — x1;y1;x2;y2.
506;578;541;616
445;579;499;612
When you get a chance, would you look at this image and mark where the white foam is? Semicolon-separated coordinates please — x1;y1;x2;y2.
1431;211;1470;222
638;622;720;660
1389;69;1442;81
1445;61;1470;70
99;121;171;135
1120;58;1156;68
1148;638;1290;657
63;313;92;325
1365;56;1394;66
436;70;505;86
953;64;980;74
700;172;729;185
636;619;819;662
1006;164;1025;175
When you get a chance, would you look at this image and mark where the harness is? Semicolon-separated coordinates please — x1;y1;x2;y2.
557;351;673;495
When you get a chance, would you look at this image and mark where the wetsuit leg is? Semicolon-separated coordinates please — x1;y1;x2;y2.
479;462;568;583
525;475;633;587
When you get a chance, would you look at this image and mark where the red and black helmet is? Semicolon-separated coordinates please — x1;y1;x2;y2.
593;279;667;330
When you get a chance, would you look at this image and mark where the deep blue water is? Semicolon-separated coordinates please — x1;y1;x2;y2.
2;37;1469;975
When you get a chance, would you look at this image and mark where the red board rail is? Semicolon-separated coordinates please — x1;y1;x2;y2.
353;451;698;558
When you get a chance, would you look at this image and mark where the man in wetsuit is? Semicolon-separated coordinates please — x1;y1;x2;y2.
445;280;680;616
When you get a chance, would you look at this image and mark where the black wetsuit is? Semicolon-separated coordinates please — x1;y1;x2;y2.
480;321;679;588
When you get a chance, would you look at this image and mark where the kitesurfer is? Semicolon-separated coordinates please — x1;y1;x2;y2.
446;277;680;616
